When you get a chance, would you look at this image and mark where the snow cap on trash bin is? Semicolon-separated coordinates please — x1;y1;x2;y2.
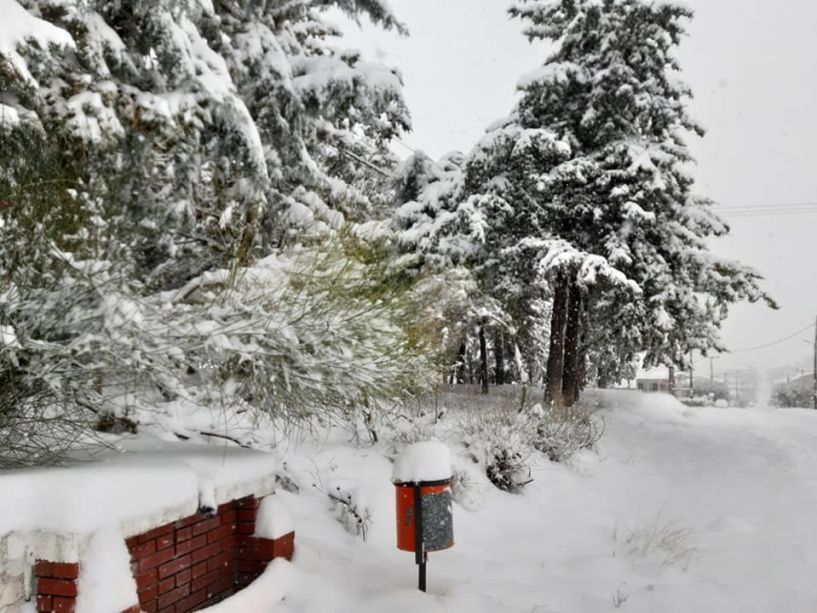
392;441;452;483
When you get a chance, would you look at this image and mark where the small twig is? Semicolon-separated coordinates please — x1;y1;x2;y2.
198;430;251;448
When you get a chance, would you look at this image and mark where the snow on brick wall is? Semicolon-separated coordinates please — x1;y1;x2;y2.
0;536;26;613
123;495;293;613
123;495;294;612
20;495;294;613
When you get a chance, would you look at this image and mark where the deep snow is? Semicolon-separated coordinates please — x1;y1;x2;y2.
204;389;817;613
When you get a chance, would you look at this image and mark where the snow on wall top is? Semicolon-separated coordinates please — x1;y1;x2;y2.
392;441;452;483
0;440;277;548
255;496;294;540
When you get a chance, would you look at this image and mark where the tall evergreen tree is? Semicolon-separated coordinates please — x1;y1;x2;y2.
506;0;773;406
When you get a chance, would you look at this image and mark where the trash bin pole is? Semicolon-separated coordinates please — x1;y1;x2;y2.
413;483;426;592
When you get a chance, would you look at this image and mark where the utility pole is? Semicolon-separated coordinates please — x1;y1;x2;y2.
709;356;720;385
669;366;675;396
735;375;739;407
689;351;694;394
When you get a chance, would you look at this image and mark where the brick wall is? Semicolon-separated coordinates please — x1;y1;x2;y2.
32;495;294;613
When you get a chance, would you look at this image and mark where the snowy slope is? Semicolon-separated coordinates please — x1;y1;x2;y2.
205;390;817;613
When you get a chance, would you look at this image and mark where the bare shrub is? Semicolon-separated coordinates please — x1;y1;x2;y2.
613;515;697;571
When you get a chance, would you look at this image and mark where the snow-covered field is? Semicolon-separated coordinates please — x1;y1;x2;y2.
211;390;817;613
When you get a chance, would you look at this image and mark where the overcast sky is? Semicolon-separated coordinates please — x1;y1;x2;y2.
339;0;817;376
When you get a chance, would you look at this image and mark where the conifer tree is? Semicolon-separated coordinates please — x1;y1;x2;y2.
507;0;773;406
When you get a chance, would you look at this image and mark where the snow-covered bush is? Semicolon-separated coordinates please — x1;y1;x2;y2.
449;467;485;511
771;376;813;408
328;485;372;542
456;406;535;493
380;397;447;455
532;404;604;463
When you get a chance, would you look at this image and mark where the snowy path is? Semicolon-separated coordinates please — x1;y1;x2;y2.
210;391;817;613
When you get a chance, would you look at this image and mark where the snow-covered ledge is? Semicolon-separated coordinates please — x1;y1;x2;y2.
0;442;294;613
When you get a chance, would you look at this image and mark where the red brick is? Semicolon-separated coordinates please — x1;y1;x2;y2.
219;509;237;525
236;572;257;587
239;537;275;562
35;561;53;578
235;536;253;549
139;584;158;603
209;524;234;544
238;558;266;574
158;554;191;580
222;534;237;550
141;599;158;613
191;561;208;579
52;597;77;613
217;501;234;513
130;540;157;560
157;584;190;610
120;607;141;613
237;509;257;523
138;525;173;544
205;575;233;599
38;578;78;598
192;517;221;537
221;559;238;579
135;569;157;592
51;563;80;580
174;540;192;558
191;542;220;565
175;526;192;542
176;587;207;612
159;575;176;594
125;535;141;550
206;551;231;573
174;513;207;530
179;534;207;557
191;569;220;593
156;533;174;551
236;523;255;535
36;594;52;612
175;568;192;587
274;532;295;559
234;496;258;509
138;547;175;573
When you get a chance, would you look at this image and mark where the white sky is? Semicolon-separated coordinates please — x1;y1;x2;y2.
338;0;817;375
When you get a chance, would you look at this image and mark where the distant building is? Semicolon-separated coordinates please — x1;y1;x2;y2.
636;367;672;393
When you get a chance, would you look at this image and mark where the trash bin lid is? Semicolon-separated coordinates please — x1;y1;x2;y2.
392;441;452;484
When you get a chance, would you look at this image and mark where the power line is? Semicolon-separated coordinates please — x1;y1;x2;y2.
715;201;817;218
728;322;817;353
724;210;817;218
393;137;420;155
716;201;817;211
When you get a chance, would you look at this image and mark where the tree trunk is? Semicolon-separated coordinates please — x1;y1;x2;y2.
563;283;584;408
571;336;587;399
494;331;506;386
455;338;467;384
544;276;569;409
479;325;489;394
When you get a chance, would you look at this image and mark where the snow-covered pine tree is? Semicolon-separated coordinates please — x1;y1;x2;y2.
508;0;773;406
1;0;409;284
390;150;514;388
0;0;428;462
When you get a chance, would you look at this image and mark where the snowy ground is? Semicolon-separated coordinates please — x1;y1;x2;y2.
208;390;817;613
